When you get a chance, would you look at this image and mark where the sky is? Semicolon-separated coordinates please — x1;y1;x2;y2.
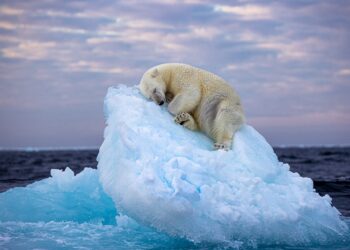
0;0;349;148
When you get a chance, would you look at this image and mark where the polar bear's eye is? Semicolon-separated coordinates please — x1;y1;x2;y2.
153;88;157;94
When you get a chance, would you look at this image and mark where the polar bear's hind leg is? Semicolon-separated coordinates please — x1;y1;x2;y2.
213;102;244;150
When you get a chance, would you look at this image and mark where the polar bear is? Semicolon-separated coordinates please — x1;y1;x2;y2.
139;63;245;150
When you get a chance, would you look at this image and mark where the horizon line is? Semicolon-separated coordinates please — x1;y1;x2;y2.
1;144;350;151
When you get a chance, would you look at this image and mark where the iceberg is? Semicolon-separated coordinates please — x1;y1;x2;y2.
98;85;348;245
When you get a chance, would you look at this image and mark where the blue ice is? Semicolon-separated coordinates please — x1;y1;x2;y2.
0;85;349;249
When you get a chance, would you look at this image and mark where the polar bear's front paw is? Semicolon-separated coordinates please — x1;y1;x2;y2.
214;143;229;151
174;112;190;125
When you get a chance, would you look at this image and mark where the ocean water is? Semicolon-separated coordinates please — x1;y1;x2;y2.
0;147;349;249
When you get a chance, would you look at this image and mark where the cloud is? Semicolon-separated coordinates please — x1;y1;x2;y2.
0;34;20;43
0;19;89;35
213;4;273;20
66;60;128;74
337;68;350;76
86;37;115;45
34;10;105;19
47;26;88;35
256;41;308;61
223;64;238;71
188;25;220;39
0;21;17;30
2;41;56;60
117;17;171;29
250;110;350;128
234;30;326;61
0;6;24;16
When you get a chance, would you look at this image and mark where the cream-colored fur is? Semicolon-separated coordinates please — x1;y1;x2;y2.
139;63;245;150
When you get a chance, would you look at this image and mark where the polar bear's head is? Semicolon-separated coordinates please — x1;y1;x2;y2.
139;67;166;106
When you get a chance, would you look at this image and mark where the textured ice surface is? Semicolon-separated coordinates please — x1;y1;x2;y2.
98;85;349;245
0;167;115;224
0;169;349;249
0;168;194;249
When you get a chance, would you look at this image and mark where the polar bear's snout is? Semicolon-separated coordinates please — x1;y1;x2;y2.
152;88;165;105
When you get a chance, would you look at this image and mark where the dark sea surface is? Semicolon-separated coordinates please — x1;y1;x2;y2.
1;147;349;217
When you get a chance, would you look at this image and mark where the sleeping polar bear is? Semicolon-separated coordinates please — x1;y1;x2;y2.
139;63;245;150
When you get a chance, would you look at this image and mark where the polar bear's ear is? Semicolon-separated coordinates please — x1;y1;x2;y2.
151;68;159;78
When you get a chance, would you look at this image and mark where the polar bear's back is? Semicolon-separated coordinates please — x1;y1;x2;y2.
157;63;238;98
